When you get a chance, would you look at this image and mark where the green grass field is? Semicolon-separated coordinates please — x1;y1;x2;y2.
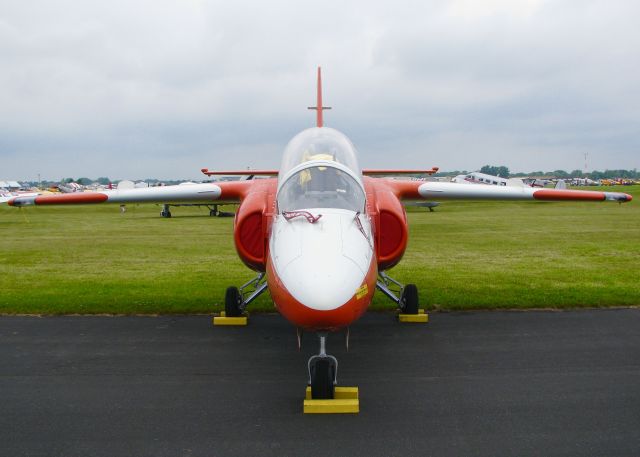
1;186;638;314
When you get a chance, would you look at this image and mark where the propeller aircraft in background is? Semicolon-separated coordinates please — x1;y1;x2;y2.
7;68;632;399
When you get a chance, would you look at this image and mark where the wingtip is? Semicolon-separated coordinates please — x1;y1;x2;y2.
603;191;633;202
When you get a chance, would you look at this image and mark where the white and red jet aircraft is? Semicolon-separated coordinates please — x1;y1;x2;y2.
8;68;633;399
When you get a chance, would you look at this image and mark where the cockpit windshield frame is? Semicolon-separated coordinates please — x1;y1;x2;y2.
276;160;366;214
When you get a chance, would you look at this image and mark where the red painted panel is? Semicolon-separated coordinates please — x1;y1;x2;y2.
233;180;277;271
238;212;263;259
364;177;409;271
34;193;108;205
201;169;278;176
379;211;403;257
533;190;605;201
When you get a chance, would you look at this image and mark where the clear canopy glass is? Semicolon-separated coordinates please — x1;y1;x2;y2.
278;166;365;212
279;127;361;178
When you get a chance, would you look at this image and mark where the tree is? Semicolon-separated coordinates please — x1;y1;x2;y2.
95;177;111;185
480;165;510;178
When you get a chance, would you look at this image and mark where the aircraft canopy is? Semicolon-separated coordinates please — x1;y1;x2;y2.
279;127;361;178
277;127;365;213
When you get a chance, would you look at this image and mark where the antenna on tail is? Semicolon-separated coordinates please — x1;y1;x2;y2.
307;67;331;127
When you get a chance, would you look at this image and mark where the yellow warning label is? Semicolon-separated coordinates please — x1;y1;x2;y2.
355;284;368;299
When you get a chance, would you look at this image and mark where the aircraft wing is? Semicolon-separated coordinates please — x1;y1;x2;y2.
383;180;633;203
6;181;253;207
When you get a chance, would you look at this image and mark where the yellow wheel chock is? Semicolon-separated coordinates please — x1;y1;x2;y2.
303;386;359;414
398;308;429;323
212;311;248;326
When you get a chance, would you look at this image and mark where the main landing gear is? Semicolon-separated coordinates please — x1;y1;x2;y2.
224;272;268;317
307;333;338;399
160;204;172;218
376;271;419;314
159;204;235;218
209;204;234;218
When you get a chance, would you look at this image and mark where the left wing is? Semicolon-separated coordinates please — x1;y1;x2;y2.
7;181;255;207
381;180;633;203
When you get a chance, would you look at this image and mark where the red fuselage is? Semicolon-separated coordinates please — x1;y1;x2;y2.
230;177;411;331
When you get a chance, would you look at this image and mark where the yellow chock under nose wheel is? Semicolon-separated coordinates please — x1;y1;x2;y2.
212;311;248;326
398;308;429;323
303;386;359;414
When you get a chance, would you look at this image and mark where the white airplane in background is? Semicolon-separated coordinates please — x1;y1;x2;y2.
5;68;632;400
452;172;571;190
452;171;527;187
57;182;84;193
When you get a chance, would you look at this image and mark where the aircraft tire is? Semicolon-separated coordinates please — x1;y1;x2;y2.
224;286;242;317
310;358;335;399
401;284;419;314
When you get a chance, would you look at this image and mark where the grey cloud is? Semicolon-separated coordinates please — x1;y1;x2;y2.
0;0;638;180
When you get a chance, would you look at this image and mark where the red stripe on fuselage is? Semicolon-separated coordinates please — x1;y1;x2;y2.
34;193;109;204
533;190;606;201
266;253;377;332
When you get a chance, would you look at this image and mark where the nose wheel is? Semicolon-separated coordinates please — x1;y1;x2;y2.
308;333;338;399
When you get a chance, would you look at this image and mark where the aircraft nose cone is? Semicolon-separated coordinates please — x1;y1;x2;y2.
281;246;365;311
270;209;373;311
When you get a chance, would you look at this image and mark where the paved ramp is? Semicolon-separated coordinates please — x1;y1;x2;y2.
1;310;639;456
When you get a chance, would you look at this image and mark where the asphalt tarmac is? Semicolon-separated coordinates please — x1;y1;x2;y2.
1;309;639;457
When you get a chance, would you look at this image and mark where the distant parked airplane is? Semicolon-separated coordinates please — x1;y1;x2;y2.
452;171;527;187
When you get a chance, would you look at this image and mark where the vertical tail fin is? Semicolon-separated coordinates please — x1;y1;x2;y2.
307;66;331;127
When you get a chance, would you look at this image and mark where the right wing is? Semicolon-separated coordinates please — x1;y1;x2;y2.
7;181;254;207
382;180;633;203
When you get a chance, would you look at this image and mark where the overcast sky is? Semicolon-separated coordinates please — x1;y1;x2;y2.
1;0;638;181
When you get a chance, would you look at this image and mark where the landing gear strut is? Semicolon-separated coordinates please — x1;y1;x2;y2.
160;204;172;218
307;333;338;399
224;272;268;317
376;271;419;314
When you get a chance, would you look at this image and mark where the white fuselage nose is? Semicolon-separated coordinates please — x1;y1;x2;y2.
269;208;374;311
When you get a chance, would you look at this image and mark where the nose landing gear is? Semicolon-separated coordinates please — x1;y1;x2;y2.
303;333;359;413
307;333;338;399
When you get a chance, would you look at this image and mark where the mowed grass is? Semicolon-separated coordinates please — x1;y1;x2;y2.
1;186;638;314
